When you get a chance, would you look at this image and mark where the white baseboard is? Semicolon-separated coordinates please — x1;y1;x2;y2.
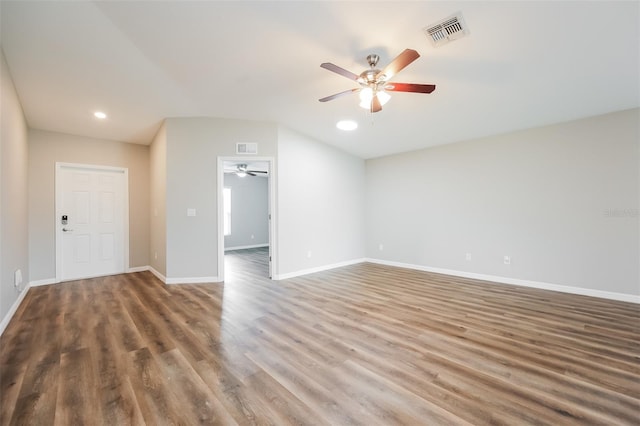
148;266;221;284
128;266;150;273
274;258;366;281
149;266;167;283
0;283;32;337
30;278;56;287
225;243;269;252
365;258;640;304
165;276;222;285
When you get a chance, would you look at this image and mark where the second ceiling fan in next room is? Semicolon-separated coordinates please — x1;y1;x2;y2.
224;164;267;178
319;48;436;113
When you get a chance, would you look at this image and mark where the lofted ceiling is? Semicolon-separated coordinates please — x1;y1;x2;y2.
1;1;638;159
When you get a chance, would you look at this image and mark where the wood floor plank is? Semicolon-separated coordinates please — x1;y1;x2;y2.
243;370;330;426
54;347;100;425
1;247;638;425
0;363;26;425
99;375;145;426
193;359;273;426
244;348;374;426
0;322;35;367
334;359;475;426
10;359;60;426
124;347;184;426
157;348;238;425
116;281;178;356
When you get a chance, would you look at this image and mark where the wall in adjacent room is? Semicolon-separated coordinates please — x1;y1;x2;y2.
365;108;639;298
28;130;150;281
223;173;269;250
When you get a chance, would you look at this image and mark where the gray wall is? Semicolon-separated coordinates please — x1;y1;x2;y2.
366;108;639;297
277;125;365;276
1;49;29;322
224;173;268;250
28;130;150;281
149;122;167;276
157;118;366;280
164;117;278;279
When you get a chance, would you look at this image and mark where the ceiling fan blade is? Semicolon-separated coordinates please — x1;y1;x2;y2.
371;94;382;113
247;170;268;174
319;88;360;102
320;62;359;81
377;49;420;81
385;83;436;94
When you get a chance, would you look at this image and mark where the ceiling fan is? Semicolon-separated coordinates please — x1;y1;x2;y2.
319;49;436;113
224;164;267;177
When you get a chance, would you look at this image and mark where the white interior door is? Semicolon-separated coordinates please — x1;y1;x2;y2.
56;164;128;281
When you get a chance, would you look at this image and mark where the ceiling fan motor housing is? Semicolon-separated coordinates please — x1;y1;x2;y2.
358;69;380;85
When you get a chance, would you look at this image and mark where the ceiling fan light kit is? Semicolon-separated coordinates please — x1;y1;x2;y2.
319;48;436;113
359;88;390;109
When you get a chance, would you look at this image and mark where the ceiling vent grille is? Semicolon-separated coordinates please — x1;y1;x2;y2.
423;13;469;47
236;143;258;155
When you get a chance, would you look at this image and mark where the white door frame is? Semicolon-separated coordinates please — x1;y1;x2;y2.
217;156;276;281
55;162;130;283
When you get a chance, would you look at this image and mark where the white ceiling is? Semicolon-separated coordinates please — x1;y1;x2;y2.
1;1;638;159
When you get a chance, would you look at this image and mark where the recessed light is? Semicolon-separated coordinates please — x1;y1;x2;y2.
94;111;107;119
336;120;357;131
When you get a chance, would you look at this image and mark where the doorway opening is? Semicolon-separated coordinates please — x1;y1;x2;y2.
217;157;275;282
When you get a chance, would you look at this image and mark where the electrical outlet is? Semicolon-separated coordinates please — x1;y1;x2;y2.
154;252;158;260
14;269;22;289
379;243;384;251
465;253;472;261
307;251;312;259
504;255;511;265
251;234;255;240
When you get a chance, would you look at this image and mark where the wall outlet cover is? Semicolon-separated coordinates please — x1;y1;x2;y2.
14;269;23;288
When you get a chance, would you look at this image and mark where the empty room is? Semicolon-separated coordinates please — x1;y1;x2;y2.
0;1;638;425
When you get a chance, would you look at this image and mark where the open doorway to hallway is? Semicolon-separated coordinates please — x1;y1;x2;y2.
225;246;270;281
219;159;273;281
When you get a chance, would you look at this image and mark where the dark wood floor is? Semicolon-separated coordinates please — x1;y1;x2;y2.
1;247;639;425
